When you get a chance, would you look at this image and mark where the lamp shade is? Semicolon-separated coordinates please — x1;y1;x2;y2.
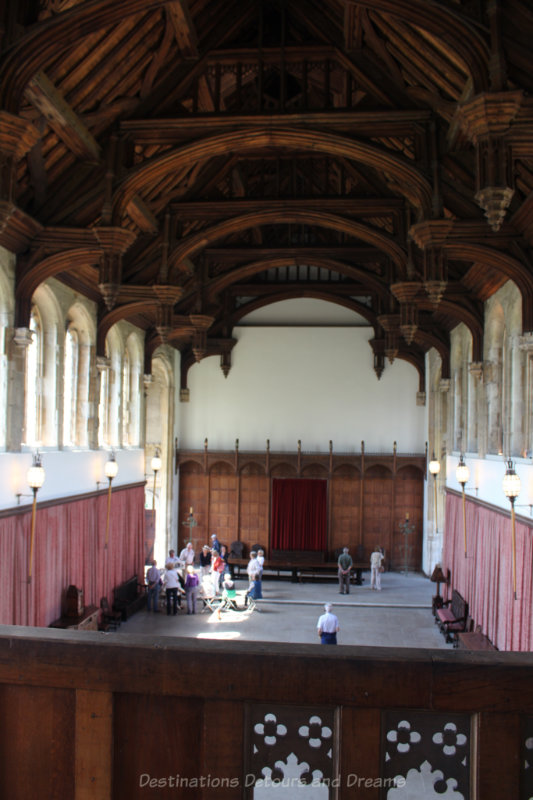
151;449;162;473
456;455;469;486
429;454;440;475
502;459;521;499
27;453;45;490
104;454;119;480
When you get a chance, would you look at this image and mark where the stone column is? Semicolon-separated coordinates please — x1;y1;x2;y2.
6;327;32;451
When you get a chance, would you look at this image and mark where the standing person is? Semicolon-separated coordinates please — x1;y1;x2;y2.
167;549;179;568
164;562;183;615
338;547;353;595
210;533;221;554
256;549;265;578
179;541;195;567
146;560;161;612
184;565;200;614
211;549;226;595
370;546;385;591
317;603;339;645
199;545;212;580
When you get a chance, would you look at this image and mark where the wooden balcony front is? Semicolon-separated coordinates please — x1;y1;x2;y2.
0;626;531;799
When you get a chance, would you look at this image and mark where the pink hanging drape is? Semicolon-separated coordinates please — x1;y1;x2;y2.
443;492;533;651
271;478;327;551
0;485;146;628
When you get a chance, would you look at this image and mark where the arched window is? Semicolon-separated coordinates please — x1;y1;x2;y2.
63;325;79;447
121;347;131;445
23;308;42;446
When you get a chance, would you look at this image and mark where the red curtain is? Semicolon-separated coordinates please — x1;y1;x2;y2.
0;485;145;628
443;492;533;651
271;478;327;551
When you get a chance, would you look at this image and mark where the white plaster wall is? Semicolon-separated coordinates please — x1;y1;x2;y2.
0;449;145;510
178;321;426;453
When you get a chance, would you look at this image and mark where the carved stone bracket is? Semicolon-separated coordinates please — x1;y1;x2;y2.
93;227;137;310
12;327;33;348
180;388;190;402
468;361;484;381
96;355;111;372
416;391;426;406
518;332;533;352
439;378;450;393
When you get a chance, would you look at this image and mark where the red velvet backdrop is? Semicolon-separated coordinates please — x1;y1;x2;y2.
271;478;327;551
443;492;533;651
0;485;146;627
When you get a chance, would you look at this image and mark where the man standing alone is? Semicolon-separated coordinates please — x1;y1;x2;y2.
337;547;353;594
317;603;340;645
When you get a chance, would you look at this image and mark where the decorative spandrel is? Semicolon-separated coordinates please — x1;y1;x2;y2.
382;711;470;799
246;705;336;798
522;717;533;800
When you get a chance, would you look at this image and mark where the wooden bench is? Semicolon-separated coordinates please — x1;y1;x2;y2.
112;576;146;620
457;631;497;651
436;589;468;644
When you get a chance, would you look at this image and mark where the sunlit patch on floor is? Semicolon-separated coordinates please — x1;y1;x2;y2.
196;631;241;640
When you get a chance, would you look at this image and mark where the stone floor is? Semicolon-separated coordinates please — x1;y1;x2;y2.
115;570;451;649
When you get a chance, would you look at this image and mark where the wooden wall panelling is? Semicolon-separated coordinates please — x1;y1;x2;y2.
113;694;203;800
202;699;244;799
178;461;206;552
340;707;381;799
392;466;424;571
239;464;269;555
208;461;238;548
362;465;393;561
0;684;75;799
474;711;521;799
330;466;361;558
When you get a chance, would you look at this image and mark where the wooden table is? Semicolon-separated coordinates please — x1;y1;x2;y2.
228;558;367;584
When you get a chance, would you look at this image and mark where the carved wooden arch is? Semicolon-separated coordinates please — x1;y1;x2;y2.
178;457;204;474
205;256;391;304
0;0;168;110
364;462;394;477
412;328;450;380
270;462;298;477
112;129;433;224
344;1;489;91
444;242;533;331
238;460;267;476
331;462;361;476
418;298;484;362
168;210;408;279
15;247;101;327
209;289;380;338
209;459;235;475
97;301;156;354
301;462;329;477
395;463;425;478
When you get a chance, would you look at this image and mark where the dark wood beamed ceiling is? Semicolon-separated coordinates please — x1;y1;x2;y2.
2;0;533;386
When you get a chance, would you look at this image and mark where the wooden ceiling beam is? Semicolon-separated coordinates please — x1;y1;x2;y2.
165;0;198;60
25;71;101;163
172;198;404;219
203;247;388;262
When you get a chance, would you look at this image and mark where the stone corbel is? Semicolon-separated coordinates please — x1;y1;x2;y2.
518;332;533;353
12;327;33;348
96;355;111;372
416;391;426;406
468;361;484;381
439;378;450;393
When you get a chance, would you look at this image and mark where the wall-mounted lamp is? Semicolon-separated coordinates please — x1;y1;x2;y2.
151;447;162;513
456;454;469;558
27;452;45;583
502;458;521;600
104;451;118;549
428;453;440;533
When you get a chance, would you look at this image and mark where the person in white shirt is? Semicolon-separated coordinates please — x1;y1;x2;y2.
370;547;385;591
317;603;339;645
164;563;184;615
179;542;195;566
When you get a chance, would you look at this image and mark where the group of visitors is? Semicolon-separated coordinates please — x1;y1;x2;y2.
337;545;385;593
145;535;266;616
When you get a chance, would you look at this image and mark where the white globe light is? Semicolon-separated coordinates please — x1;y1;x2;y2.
104;454;118;480
27;454;45;490
456;455;469;486
502;460;521;499
429;455;440;475
151;449;162;472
